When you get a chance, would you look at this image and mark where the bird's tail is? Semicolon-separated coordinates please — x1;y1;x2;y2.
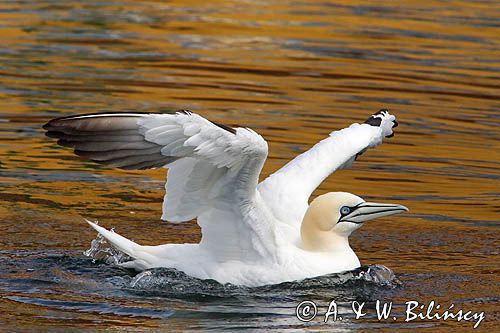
86;220;152;269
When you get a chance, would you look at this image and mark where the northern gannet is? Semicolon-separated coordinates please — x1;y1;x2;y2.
43;109;408;287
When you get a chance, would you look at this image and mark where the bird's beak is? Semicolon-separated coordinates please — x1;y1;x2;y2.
340;202;408;224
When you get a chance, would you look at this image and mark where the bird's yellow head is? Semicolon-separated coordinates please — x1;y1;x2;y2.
301;192;408;251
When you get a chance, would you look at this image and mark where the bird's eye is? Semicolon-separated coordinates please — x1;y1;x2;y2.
340;206;351;215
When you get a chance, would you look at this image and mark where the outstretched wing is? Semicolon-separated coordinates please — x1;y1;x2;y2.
44;111;276;260
258;109;399;235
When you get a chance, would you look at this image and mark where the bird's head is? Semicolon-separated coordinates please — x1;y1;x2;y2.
300;192;408;251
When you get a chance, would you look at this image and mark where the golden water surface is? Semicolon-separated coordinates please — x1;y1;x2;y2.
0;0;498;331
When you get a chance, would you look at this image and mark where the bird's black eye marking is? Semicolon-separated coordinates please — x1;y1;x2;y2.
340;206;351;215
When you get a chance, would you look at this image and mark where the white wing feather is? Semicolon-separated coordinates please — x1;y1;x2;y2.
136;112;268;221
44;111;276;261
258;110;397;237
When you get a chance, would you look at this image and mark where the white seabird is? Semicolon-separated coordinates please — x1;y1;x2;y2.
43;109;408;287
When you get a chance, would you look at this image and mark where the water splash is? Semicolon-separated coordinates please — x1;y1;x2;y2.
83;231;132;265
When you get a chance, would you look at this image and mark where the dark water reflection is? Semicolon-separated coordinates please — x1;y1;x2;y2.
0;0;498;331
